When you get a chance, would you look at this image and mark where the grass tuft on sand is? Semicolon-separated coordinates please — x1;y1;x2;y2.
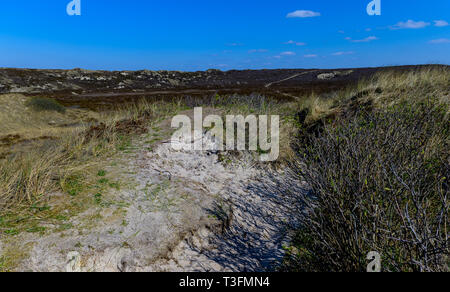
0;98;182;235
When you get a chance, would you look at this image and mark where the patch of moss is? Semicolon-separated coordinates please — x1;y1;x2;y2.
26;97;66;114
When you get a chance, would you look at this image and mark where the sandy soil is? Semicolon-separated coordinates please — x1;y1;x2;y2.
10;110;304;272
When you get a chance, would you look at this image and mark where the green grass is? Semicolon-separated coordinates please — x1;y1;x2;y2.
62;175;85;197
57;223;73;231
97;170;107;177
116;136;132;151
98;178;109;185
4;229;19;236
0;256;6;272
25;226;46;234
94;193;102;205
25;97;66;114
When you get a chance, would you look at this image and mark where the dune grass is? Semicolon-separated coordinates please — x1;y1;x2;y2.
0;98;182;226
183;93;299;163
294;66;449;124
0;98;183;271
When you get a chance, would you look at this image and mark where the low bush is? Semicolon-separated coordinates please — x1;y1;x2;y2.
291;98;449;272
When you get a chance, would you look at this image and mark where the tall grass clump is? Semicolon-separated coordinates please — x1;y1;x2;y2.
291;97;449;272
0;150;59;210
293;66;449;127
0;99;182;213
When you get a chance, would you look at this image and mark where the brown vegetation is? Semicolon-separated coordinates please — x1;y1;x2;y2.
285;67;449;272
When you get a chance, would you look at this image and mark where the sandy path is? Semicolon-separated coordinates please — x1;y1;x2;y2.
12;111;304;272
265;70;319;88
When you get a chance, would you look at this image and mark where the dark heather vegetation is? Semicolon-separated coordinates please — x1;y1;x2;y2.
285;67;449;272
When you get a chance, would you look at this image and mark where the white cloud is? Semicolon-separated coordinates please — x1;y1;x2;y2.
429;38;450;44
284;40;306;46
434;20;449;27
227;43;243;47
391;20;430;29
287;10;320;18
347;36;379;43
209;64;229;68
304;54;318;58
274;51;297;59
248;49;268;53
332;51;354;56
280;51;296;56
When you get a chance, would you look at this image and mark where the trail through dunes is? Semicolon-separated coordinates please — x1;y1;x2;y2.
7;110;304;272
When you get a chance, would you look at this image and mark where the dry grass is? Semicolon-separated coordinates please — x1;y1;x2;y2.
0;92;289;224
208;93;299;162
0;98;182;270
0;94;99;138
294;66;450;125
0;97;182;214
25;97;66;113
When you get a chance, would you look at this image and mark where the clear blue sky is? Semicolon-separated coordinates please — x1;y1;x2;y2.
0;0;448;71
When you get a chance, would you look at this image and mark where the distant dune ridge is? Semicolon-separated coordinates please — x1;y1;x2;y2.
1;65;447;96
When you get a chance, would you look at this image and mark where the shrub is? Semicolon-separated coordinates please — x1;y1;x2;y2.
292;98;449;272
26;97;66;113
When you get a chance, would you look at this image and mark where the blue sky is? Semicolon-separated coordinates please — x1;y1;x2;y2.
0;0;449;71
